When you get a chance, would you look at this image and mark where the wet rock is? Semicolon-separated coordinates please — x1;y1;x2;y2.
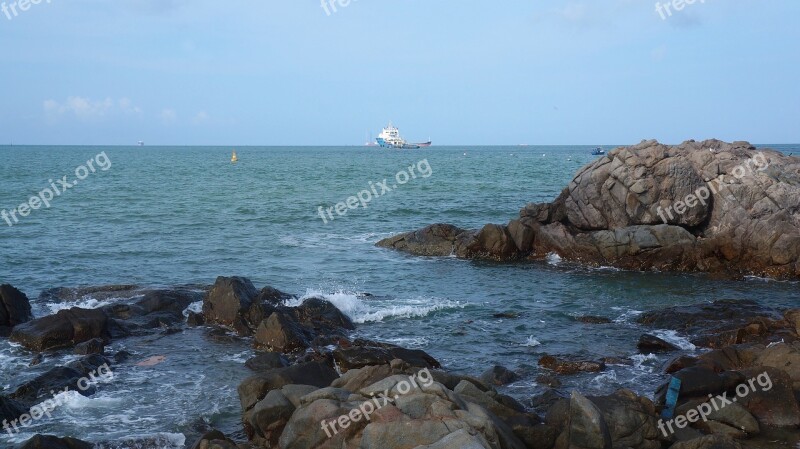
638;334;679;353
333;340;440;372
10;307;110;351
291;297;355;332
754;342;800;390
480;365;520;386
186;311;204;327
0;284;34;336
535;375;562;388
188;429;237;449
13;435;94;449
376;223;470;257
74;337;105;355
29;353;43;367
39;284;140;303
245;352;290;372
538;354;605;375
0;395;26;423
493;312;520;319
202;276;259;334
254;312;310;353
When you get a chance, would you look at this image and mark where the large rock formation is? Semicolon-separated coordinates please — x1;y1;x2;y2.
0;284;33;336
378;140;800;278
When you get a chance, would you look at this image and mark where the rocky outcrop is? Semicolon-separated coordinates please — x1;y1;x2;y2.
10;307;110;352
13;435;93;449
0;284;33;336
378;140;800;279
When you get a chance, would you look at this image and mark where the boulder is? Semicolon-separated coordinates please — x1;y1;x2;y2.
254;312;310;353
737;367;800;428
0;284;33;335
333;341;440;372
638;334;679;353
668;435;742;449
10;307;110;351
238;361;339;412
202;276;259;333
0;395;26;423
378;140;800;280
13;435;93;449
538;355;605;375
480;365;520;386
245;352;290;372
588;389;660;449
564;391;612;449
74;338;105;355
753;342;800;390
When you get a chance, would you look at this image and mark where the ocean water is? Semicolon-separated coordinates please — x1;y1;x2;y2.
1;144;799;446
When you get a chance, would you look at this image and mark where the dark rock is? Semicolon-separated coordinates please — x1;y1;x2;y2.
113;350;132;363
10;307;110;351
291;297;355;331
0;284;33;332
664;355;699;374
0;395;26;423
538;354;605;375
493;312;520;319
29;354;43;367
332;339;440;372
245;352;290;371
480;365;520;386
576;315;612;324
376;223;470;257
10;366;95;405
638;334;679;353
254;312;310;353
39;284;139;303
668;435;742;449
536;374;562;388
202;276;259;334
588;389;659;449
566;391;612;449
237;361;339;412
738;366;800;428
188;429;237;449
74;338;105;355
532;389;568;412
255;286;292;305
13;435;93;449
186;311;204;327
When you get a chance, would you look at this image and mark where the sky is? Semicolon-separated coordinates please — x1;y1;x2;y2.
0;0;798;146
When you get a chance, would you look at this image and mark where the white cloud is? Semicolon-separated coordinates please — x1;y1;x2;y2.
159;108;178;124
192;110;210;125
43;96;142;120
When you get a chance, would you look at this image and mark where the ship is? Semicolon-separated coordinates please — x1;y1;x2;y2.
591;147;605;156
375;122;430;149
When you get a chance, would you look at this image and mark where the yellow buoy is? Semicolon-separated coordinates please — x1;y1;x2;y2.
231;150;238;163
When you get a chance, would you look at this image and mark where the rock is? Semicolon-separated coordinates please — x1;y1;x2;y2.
412;428;491;449
186;311;205;327
0;395;26;423
74;337;105;355
378;140;800;279
785;309;800;336
0;284;33;334
376;223;470;257
13;435;94;449
588;389;659;449
480;365;520;386
576;316;612;324
202;276;259;334
245;352;290;371
188;430;236;449
754;342;800;390
538;354;605;375
638;334;680;353
536;375;562;388
254;312;310;353
292;297;355;332
10;355;110;405
737;366;800;428
238;361;339;412
566;391;612;449
29;353;43;366
245;388;296;445
492;312;520;319
333;341;440;372
10;307;110;352
668;435;742;449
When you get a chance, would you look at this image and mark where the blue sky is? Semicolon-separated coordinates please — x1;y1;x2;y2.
1;0;798;145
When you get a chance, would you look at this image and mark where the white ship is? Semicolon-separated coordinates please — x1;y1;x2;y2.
375;122;430;149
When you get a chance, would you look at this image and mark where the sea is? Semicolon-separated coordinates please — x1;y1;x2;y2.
1;144;799;447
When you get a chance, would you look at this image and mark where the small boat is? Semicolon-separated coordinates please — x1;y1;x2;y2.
137;141;144;146
231;150;238;163
591;147;605;156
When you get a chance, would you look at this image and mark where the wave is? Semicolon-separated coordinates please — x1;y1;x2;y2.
651;329;696;351
290;289;465;324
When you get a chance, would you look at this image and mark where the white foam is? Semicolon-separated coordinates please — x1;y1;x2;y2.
612;308;643;324
46;297;114;313
183;300;203;317
652;329;696;350
293;289;465;324
630;353;659;372
546;252;562;265
590;370;618;387
523;336;542;347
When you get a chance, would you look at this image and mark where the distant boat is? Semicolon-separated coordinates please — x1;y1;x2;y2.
365;132;378;147
231;150;238;163
591;147;605;156
137;141;144;146
375;122;429;149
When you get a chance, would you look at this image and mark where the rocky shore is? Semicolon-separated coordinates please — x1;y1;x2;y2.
2;278;800;449
377;140;800;279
